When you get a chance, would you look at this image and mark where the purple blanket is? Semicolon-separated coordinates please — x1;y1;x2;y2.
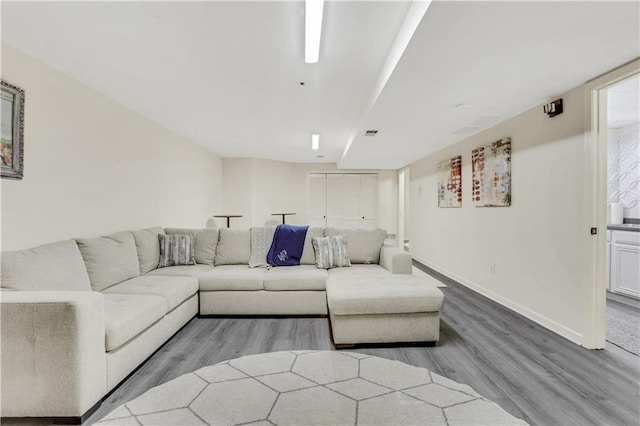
267;224;309;266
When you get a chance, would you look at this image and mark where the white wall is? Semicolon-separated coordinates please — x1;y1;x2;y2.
221;158;398;234
607;123;640;219
410;85;589;344
0;43;224;250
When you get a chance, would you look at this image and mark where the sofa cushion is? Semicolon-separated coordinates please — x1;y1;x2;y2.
131;227;164;274
325;227;386;264
326;275;444;315
264;265;328;291
328;264;391;278
103;293;167;351
215;228;250;265
103;275;198;312
300;226;324;265
75;232;140;292
249;226;276;268
312;235;351;269
158;234;196;267
145;264;214;277
1;240;91;291
199;265;265;291
165;228;218;266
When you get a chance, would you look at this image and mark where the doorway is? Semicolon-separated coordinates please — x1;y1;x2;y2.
603;74;640;356
584;58;640;350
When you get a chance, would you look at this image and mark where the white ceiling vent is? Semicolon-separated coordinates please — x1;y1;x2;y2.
364;130;379;136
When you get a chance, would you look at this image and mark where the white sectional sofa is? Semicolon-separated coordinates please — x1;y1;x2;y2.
0;225;443;423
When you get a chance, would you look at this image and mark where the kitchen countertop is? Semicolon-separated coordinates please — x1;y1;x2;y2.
608;223;640;232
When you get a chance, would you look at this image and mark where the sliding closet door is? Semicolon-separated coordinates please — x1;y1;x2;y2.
343;174;362;227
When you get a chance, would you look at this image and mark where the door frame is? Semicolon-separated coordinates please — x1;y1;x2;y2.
582;58;639;349
398;167;410;249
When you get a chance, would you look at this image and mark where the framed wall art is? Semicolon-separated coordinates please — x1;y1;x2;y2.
471;137;511;207
437;155;462;208
1;80;25;180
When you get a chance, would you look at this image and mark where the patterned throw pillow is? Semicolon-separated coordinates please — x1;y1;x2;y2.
158;234;196;268
311;234;351;269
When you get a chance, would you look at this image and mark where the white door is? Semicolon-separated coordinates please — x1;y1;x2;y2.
343;174;362;227
308;173;327;227
360;174;379;228
326;174;344;227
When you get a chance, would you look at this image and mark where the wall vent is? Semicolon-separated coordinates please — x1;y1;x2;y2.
364;130;378;136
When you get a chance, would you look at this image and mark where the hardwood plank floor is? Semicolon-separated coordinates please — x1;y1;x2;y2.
73;266;636;425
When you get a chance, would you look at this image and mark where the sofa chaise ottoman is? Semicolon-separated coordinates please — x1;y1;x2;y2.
327;273;445;346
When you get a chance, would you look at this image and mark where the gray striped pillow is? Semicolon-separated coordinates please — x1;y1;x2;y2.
311;234;351;269
158;234;196;268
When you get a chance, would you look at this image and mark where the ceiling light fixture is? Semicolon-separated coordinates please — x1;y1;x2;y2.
305;0;324;63
311;133;320;150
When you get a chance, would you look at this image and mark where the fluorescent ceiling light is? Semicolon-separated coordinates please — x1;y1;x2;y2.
312;133;320;150
305;0;324;63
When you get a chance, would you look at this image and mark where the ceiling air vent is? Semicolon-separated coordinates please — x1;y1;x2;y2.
364;130;378;136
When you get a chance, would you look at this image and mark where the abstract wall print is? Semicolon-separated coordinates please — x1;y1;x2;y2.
472;137;511;206
437;156;462;208
1;80;25;180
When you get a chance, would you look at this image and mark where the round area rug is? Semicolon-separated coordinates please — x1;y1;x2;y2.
96;350;528;426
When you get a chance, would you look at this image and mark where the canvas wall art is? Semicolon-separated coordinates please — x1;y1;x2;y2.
471;138;511;207
437;155;462;208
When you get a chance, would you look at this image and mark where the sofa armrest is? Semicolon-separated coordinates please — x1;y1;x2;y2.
379;245;412;274
1;291;107;417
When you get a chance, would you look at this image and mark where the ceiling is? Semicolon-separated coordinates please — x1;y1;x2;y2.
2;1;639;170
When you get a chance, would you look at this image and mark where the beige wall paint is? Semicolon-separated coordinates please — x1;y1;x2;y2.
221;158;398;234
0;44;224;250
410;85;588;344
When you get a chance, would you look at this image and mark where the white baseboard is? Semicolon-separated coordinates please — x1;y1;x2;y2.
412;255;584;346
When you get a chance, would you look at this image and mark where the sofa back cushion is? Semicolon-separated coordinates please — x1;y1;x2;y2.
131;227;164;274
300;226;324;265
165;228;218;265
1;240;92;291
76;231;140;292
215;228;250;265
325;227;387;264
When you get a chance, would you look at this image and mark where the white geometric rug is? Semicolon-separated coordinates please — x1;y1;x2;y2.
96;351;528;425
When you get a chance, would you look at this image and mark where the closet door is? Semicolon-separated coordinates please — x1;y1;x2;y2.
360;174;379;228
343;174;362;227
325;174;344;227
307;174;327;226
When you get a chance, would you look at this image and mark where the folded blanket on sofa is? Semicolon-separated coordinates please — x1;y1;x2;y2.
267;224;309;266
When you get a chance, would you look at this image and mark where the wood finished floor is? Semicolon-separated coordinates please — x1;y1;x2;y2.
74;265;639;426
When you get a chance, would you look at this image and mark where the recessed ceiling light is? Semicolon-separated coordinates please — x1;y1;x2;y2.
305;0;324;63
311;133;319;150
316;155;324;159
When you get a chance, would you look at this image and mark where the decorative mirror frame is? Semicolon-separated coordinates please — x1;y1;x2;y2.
1;80;25;180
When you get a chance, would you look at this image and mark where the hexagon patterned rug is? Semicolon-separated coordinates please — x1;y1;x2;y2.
96;351;528;425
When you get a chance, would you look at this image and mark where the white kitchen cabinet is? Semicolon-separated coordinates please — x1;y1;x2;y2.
610;230;640;299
